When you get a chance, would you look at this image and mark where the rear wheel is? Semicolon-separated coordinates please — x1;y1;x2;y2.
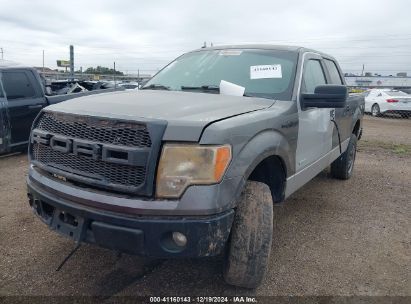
330;134;357;180
371;104;380;117
223;181;273;288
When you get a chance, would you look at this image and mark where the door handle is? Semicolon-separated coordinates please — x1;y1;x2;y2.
28;104;43;109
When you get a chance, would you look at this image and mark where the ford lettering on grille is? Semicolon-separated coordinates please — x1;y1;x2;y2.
31;129;148;166
29;111;166;196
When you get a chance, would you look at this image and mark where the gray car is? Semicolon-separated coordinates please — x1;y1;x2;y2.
26;45;364;288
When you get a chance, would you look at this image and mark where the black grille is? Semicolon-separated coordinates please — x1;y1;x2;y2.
29;111;167;195
36;112;152;147
32;143;146;188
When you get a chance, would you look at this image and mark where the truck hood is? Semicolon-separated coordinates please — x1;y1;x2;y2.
46;90;274;141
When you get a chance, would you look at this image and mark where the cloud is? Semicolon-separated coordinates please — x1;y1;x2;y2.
1;0;410;74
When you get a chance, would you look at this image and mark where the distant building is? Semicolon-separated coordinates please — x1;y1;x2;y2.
345;75;411;88
34;67;57;73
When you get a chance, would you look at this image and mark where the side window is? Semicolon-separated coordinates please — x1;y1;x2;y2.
0;78;4;98
302;60;326;93
324;59;343;85
2;71;36;100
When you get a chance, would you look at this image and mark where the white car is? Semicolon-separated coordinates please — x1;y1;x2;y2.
364;89;411;117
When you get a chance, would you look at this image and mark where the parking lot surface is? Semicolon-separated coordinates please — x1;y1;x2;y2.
0;116;410;297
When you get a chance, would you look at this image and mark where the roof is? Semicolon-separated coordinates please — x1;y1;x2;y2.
0;60;31;69
190;44;335;59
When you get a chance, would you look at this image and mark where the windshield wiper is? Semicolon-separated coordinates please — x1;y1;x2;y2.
180;85;220;92
141;84;171;90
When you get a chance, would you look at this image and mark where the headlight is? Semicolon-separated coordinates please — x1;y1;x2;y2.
156;144;232;198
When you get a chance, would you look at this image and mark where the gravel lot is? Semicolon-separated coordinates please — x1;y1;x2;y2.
0;116;410;297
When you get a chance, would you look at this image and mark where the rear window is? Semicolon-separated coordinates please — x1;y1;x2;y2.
385;91;409;97
0;78;4;98
324;59;343;85
2;71;36;100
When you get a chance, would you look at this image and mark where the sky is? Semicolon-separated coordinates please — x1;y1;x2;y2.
1;0;410;76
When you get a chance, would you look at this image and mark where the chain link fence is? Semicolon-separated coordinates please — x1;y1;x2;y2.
350;87;411;119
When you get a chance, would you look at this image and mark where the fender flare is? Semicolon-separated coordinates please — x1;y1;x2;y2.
222;130;293;207
226;129;293;180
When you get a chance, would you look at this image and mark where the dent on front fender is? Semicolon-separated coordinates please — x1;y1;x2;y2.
200;113;296;179
225;130;293;179
198;103;299;207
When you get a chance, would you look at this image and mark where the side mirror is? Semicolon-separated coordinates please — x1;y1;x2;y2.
301;85;347;109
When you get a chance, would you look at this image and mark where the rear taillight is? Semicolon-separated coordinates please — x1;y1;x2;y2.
386;99;399;103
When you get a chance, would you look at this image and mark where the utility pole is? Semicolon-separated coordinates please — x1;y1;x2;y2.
69;45;74;80
113;61;116;89
0;48;3;60
42;50;45;73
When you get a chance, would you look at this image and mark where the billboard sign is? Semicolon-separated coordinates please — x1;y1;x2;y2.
57;60;71;67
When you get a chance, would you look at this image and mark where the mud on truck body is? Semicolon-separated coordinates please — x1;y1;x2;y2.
26;45;364;288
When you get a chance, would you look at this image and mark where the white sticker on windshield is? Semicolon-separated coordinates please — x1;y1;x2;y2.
250;64;282;79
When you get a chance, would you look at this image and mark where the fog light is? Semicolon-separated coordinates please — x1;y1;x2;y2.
172;232;187;247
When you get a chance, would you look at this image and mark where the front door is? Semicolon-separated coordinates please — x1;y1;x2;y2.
2;69;46;145
295;54;334;172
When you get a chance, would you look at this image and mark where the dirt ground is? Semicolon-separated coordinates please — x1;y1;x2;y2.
0;116;410;298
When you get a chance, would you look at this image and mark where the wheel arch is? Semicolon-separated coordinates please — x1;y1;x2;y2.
225;130;293;205
248;155;286;203
352;119;361;137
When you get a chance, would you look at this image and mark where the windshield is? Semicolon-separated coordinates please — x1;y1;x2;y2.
144;49;298;100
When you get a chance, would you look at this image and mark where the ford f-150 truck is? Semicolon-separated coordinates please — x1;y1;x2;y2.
26;45;364;288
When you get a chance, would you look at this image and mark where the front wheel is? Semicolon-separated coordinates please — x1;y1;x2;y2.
223;181;273;288
330;134;357;180
371;104;381;117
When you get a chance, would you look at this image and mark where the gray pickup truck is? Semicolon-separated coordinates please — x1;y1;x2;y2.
26;45;364;288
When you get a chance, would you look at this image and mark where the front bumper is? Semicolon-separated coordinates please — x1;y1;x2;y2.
27;180;234;258
27;165;242;216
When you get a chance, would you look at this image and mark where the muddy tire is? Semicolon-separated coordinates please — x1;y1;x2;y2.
223;181;273;288
331;134;357;180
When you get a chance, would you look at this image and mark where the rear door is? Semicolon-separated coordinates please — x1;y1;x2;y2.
2;69;47;145
322;58;351;143
0;73;8;153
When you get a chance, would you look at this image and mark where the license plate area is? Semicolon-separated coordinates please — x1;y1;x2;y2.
51;209;86;242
